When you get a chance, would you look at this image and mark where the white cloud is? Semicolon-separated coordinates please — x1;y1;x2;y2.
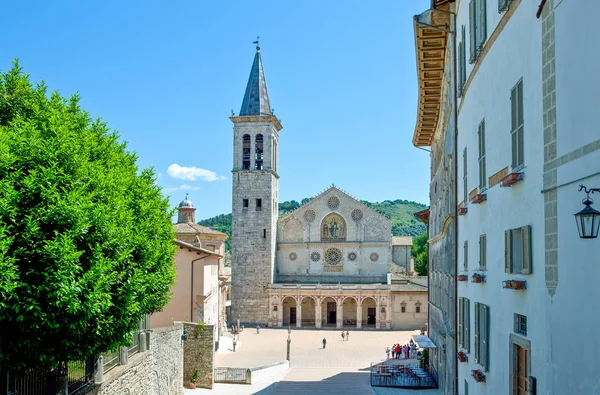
164;184;200;193
167;164;226;182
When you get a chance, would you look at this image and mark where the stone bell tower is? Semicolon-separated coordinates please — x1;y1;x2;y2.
230;43;282;326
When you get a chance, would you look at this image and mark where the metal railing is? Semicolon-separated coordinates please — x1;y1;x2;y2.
102;349;119;373
1;366;57;395
67;357;94;394
214;367;249;384
127;332;141;357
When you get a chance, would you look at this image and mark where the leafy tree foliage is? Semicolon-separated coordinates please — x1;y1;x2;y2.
0;62;177;370
412;232;429;276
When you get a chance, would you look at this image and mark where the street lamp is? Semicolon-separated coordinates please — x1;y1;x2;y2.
574;185;600;239
286;325;292;362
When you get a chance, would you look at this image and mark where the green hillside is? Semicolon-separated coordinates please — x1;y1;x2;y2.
198;198;427;254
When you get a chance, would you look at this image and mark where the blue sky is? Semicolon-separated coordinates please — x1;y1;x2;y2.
1;0;431;220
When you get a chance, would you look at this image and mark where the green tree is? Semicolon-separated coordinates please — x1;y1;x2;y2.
412;232;428;276
0;62;177;370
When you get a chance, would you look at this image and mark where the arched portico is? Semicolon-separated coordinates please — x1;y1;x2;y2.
362;297;377;328
321;297;337;327
301;296;316;327
342;297;357;327
282;297;297;326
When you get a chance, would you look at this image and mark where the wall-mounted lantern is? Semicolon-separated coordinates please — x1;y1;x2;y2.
575;185;600;239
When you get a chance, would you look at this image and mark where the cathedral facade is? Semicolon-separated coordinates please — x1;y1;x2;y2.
230;45;427;330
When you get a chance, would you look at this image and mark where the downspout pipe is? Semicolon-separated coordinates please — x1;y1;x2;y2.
191;253;210;322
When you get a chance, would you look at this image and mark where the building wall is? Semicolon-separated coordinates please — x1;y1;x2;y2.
455;1;546;393
231;120;279;326
390;292;428;330
182;323;215;389
391;245;411;273
546;0;600;393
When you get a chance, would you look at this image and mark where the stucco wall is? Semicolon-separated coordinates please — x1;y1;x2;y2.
390;292;428;330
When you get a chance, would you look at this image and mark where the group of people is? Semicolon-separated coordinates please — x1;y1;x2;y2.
322;331;350;349
386;343;415;360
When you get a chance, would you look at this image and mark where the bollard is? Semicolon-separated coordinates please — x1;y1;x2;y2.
139;332;147;352
94;355;104;384
119;346;128;365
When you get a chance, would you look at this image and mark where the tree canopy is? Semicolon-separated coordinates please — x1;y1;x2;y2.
412;232;428;276
0;62;177;370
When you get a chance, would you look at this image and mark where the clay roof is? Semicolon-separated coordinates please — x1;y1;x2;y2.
173;239;223;257
392;236;413;246
173;222;227;238
391;282;428;292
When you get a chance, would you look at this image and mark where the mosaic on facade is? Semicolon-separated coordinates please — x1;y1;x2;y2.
321;213;346;240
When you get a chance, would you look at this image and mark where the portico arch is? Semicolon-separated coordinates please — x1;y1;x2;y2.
282;297;297;326
301;296;316;327
362;297;377;327
342;297;357;327
321;297;337;327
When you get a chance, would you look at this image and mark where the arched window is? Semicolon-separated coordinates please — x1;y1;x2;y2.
255;134;264;170
242;134;251;170
320;213;347;241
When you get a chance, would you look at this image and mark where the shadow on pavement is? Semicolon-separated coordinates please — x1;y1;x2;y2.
253;371;373;395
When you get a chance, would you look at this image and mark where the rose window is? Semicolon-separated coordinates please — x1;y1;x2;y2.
351;209;363;222
310;252;321;262
370;252;379;262
303;209;316;223
324;248;343;265
327;196;340;210
347;252;357;261
289;252;297;261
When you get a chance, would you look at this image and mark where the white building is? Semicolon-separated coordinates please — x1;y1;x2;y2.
413;0;600;393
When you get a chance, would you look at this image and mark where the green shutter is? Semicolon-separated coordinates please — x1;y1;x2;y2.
459;298;464;348
480;234;487;270
479;0;487;46
522;225;532;274
469;0;476;62
465;300;470;352
474;303;480;364
505;230;512;273
464;240;469;271
482;304;489;371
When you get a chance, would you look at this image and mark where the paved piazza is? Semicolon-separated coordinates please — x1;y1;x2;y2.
186;328;441;395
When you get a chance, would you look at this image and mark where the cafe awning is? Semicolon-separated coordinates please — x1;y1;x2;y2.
411;335;437;349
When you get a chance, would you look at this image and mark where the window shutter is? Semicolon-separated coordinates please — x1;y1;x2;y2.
479;234;487;270
469;0;476;62
464;240;468;271
458;299;464;348
482;304;489;371
465;300;470;352
505;230;513;273
522;225;532;274
510;86;517;168
479;0;487;46
474;303;480;364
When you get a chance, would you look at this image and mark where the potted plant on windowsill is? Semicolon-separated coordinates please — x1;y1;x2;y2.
189;369;199;389
457;274;468;281
471;369;486;383
457;351;468;362
472;273;485;283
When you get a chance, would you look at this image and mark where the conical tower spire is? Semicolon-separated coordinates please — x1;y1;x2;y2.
239;43;272;116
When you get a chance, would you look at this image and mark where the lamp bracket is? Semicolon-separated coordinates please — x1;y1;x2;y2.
579;185;600;200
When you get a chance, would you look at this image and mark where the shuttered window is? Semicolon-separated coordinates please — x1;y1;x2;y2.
474;302;489;371
458;26;467;97
464;240;469;271
505;225;532;274
478;120;486;189
458;297;470;352
463;147;468;204
511;79;524;169
469;0;488;63
479;234;487;270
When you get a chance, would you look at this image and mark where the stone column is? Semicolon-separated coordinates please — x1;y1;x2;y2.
296;299;302;328
356;300;362;329
316;301;322;328
336;299;343;329
386;297;392;330
278;300;284;328
375;300;381;329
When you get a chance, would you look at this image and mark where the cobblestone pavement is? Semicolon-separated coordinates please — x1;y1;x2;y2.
185;328;441;395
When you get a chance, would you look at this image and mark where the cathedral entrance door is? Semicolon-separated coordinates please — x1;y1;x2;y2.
290;307;297;325
327;302;337;325
367;308;376;325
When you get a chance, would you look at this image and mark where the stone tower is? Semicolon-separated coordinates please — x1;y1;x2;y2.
230;44;282;326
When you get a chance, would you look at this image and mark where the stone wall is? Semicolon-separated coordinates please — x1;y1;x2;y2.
182;322;215;389
95;324;183;395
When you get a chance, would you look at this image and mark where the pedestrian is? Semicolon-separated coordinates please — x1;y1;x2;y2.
386;347;391;360
346;330;350;341
341;331;345;341
256;324;260;334
395;344;401;359
233;338;237;352
322;338;327;349
391;344;396;359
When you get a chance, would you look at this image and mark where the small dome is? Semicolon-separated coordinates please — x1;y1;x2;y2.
178;195;194;208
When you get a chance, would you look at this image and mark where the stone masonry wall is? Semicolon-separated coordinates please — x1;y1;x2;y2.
182;322;215;389
96;324;183;395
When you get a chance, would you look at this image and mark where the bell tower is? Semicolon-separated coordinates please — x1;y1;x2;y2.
230;43;282;326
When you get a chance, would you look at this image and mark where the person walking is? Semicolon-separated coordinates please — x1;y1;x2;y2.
341;331;345;341
395;344;401;359
256;324;260;334
386;347;391;360
233;338;237;352
346;330;350;341
391;344;396;359
322;338;327;349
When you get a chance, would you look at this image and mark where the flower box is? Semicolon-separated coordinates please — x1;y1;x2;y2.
501;172;523;187
457;351;468;362
457;274;468;282
503;280;527;290
458;207;468;215
470;193;487;204
472;274;485;283
472;369;486;383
